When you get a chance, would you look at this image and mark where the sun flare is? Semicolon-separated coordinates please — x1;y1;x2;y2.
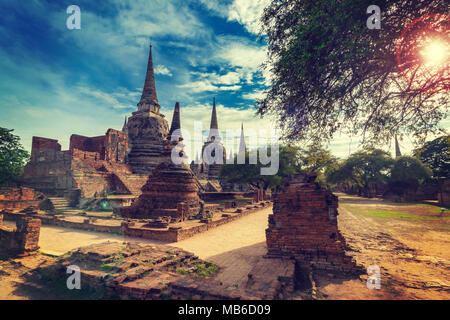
420;39;449;67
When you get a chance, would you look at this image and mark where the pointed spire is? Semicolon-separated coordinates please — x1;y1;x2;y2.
210;97;218;129
168;102;181;140
195;151;199;164
138;45;160;113
395;135;402;158
239;123;246;155
122;116;128;132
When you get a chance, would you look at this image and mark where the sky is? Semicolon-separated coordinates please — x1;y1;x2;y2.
0;0;447;161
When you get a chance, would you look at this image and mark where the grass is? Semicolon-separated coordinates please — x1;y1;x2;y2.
100;263;116;273
176;268;187;275
192;262;218;278
176;262;218;278
363;209;450;221
343;204;450;221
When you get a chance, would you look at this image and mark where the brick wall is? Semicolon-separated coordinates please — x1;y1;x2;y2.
0;186;43;210
70;134;106;160
266;174;361;275
0;216;41;256
30;136;61;163
105;129;128;163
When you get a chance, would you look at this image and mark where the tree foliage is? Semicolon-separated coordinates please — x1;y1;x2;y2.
390;156;432;183
220;145;302;190
258;0;449;144
0;127;30;184
388;156;432;194
413;135;450;178
298;143;338;173
326;148;394;195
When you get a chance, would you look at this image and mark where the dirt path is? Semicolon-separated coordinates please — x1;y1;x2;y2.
173;207;272;288
0;207;272;298
2;195;449;300
315;194;450;300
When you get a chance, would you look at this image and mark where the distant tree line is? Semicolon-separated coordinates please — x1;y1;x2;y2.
220;135;449;200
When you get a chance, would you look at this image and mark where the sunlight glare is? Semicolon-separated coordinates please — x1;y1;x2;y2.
420;39;449;67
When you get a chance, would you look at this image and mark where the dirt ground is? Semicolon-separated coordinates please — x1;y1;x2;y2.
313;194;450;300
1;195;449;300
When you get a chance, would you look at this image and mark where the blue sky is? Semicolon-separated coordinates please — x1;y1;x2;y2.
0;0;447;160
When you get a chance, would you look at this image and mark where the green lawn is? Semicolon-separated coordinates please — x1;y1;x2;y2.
342;204;450;221
360;209;450;221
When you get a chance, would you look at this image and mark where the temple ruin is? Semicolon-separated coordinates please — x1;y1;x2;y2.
20;45;239;203
120;103;201;221
266;174;362;275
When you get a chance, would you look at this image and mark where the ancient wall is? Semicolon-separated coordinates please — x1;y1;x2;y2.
22;128;142;198
23;137;73;195
105;129;128;163
266;174;361;275
0;186;44;211
30;136;61;163
70;134;106;160
0;215;41;256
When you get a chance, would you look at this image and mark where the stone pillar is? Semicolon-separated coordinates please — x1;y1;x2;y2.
177;202;185;221
199;200;205;218
16;217;41;252
266;174;362;275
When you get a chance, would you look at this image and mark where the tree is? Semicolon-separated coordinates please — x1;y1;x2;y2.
326;148;394;196
0;127;30;184
388;156;432;196
298;143;338;184
258;0;449;145
298;143;337;173
414;135;450;178
220;145;302;190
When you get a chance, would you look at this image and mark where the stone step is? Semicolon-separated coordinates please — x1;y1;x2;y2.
48;197;72;210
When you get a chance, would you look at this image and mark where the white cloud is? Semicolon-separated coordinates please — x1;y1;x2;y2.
242;89;265;101
177;80;241;93
198;0;270;35
216;71;241;85
155;65;173;77
227;0;270;34
215;36;267;70
181;36;268;94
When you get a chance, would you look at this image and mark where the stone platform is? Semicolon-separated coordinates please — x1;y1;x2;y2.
1;201;272;243
37;241;295;300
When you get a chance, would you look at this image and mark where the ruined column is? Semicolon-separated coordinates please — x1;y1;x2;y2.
266;173;362;275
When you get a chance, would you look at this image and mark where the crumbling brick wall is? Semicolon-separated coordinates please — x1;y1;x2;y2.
0;186;44;210
0;215;41;256
30;136;61;163
266;174;361;275
70;134;106;160
105;129;128;163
